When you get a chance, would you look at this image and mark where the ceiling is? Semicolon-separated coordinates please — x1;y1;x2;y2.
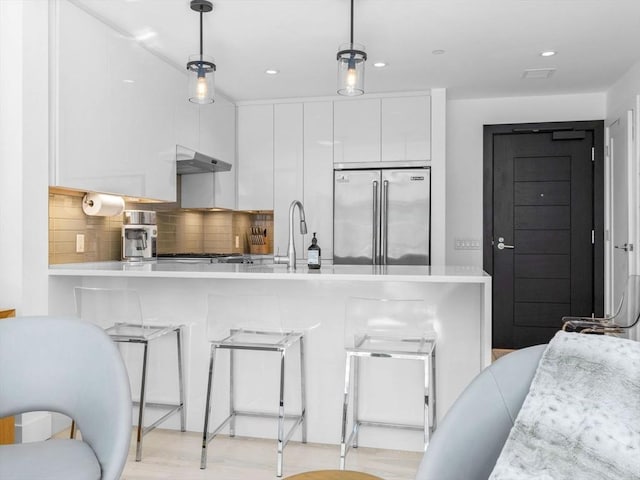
75;0;640;102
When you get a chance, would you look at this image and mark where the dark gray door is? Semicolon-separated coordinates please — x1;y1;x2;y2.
484;122;604;349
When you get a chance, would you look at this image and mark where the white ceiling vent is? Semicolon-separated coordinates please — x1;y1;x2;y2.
522;68;556;79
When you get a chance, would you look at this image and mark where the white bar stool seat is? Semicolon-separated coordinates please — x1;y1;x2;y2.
201;294;307;478
340;297;437;470
73;287;186;462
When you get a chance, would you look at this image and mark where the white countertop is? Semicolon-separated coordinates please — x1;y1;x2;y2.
49;261;490;283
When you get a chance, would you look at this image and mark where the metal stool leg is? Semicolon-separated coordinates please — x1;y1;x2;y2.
200;344;218;469
299;335;307;444
423;355;430;450
352;354;360;449
339;352;353;470
136;341;149;462
276;348;286;478
431;346;437;432
229;348;236;437
176;327;186;432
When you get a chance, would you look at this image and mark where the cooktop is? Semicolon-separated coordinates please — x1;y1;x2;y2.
157;253;242;258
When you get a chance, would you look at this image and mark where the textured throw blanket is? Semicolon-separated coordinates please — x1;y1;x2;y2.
490;331;640;480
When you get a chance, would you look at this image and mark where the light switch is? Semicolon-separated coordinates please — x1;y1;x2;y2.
76;234;85;253
235;235;240;248
454;238;481;250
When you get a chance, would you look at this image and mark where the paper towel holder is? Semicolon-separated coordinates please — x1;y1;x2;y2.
82;192;125;217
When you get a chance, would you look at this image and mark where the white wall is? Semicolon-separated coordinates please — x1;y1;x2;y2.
446;92;607;266
0;0;51;441
606;60;640;340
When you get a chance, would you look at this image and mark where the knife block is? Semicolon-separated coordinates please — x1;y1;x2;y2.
248;226;271;255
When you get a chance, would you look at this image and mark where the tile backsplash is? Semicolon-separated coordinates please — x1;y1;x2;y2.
49;193;122;264
49;190;274;264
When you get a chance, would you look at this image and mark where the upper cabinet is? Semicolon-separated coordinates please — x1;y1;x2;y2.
181;95;237;210
333;99;381;164
52;0;177;202
381;96;431;162
237;104;274;211
333;95;431;164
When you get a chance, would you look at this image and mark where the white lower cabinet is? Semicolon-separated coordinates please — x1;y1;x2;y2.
53;0;177;202
303;101;334;260
237;104;274;211
273;103;304;258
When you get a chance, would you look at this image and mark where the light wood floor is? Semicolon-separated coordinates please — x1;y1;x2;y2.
111;429;422;480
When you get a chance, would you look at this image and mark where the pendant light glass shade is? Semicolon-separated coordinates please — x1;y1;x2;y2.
187;0;215;104
337;43;366;96
337;0;367;96
187;54;215;104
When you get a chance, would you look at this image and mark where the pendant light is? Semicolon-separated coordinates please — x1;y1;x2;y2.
337;0;367;96
187;0;216;104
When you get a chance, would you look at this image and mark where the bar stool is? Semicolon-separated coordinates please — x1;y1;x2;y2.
73;286;186;461
340;297;437;470
201;294;306;477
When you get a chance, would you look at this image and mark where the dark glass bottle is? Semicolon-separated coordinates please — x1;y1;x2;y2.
307;232;321;269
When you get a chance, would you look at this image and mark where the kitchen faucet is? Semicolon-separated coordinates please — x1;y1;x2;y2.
273;200;307;269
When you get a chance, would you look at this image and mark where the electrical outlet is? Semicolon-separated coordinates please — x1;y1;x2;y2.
454;238;481;250
76;234;85;253
235;235;240;248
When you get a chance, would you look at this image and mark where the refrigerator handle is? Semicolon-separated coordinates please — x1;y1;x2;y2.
381;179;389;265
372;180;379;265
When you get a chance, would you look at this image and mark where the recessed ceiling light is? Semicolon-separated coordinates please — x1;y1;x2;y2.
432;49;446;55
373;62;387;68
540;51;557;57
265;69;280;75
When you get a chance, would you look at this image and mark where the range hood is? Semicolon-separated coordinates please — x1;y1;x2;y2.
176;145;232;175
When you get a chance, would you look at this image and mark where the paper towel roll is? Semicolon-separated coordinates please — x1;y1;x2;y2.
82;193;125;217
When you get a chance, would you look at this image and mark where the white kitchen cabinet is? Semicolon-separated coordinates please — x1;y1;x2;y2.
303;101;334;260
174;95;199;152
333;95;431;165
381;96;431;162
273;103;304;258
237;104;274;211
53;0;176;202
333;98;381;164
181;95;237;210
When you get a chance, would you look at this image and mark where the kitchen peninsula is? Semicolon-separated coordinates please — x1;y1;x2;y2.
49;261;490;451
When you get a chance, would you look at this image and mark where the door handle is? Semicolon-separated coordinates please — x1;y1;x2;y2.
381;180;389;265
615;243;634;252
496;237;514;250
372;180;379;265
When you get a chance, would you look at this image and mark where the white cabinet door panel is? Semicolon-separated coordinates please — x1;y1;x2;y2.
274;103;304;257
303;101;334;260
185;95;236;209
208;96;236;209
56;0;110;191
333;99;380;163
237;104;274;210
54;0;176;201
382;96;431;162
174;93;199;152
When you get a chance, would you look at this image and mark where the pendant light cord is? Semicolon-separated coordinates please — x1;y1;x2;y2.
350;0;354;47
199;10;204;60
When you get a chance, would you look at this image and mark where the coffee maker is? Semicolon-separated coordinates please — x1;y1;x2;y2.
122;210;157;262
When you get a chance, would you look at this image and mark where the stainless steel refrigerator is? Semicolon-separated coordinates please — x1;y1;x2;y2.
333;167;430;265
